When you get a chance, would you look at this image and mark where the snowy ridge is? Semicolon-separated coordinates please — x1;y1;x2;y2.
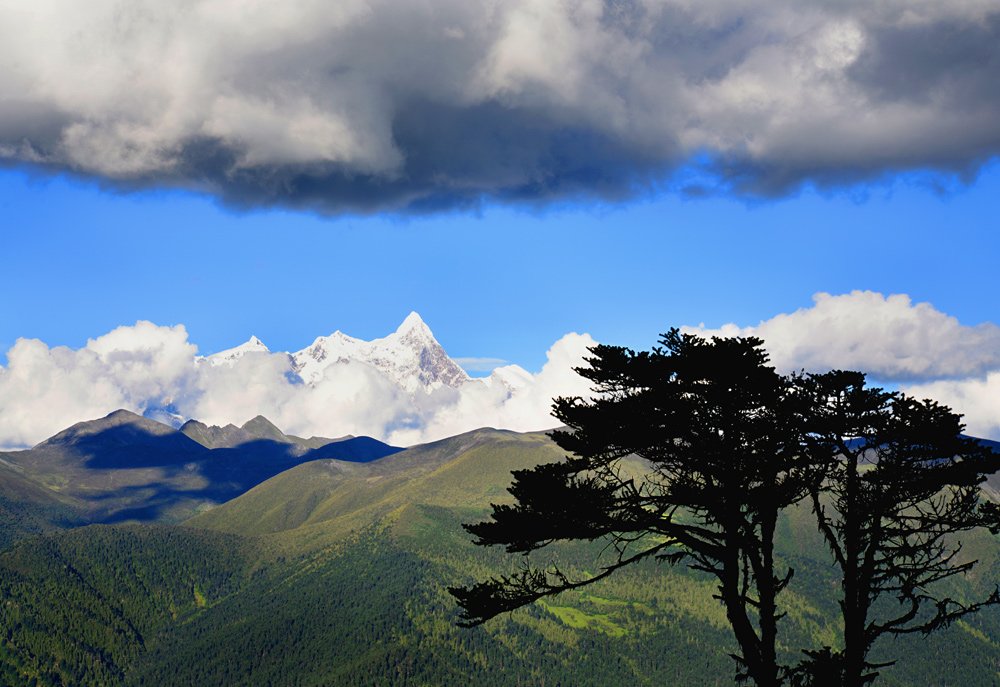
291;312;470;393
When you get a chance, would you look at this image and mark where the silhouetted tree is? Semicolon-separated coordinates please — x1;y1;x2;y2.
450;331;818;687
790;370;1000;687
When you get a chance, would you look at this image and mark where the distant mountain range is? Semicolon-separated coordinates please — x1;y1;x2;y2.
0;409;401;537
3;407;997;546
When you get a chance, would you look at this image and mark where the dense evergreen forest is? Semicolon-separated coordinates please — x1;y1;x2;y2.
0;429;998;685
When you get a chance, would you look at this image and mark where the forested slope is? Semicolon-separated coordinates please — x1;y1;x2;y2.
0;463;89;548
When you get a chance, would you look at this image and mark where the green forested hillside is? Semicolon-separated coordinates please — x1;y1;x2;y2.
0;463;89;548
0;525;257;686
0;428;998;686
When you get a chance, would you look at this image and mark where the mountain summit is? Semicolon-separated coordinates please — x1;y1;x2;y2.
34;409;204;453
396;311;430;335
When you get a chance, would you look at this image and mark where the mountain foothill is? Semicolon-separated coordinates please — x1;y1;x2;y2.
0;409;403;539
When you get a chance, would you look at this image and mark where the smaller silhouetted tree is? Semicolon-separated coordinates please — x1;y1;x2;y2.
791;370;1000;686
450;331;819;687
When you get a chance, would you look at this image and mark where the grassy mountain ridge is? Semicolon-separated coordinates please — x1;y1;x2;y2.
0;429;744;686
189;427;561;543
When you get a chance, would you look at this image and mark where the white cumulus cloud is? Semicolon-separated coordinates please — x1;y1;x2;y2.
684;291;1000;440
0;322;199;448
683;291;1000;381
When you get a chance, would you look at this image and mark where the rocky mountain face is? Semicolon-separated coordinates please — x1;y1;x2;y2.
179;415;345;453
0;314;505;534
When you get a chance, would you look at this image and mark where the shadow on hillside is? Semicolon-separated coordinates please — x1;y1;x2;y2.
21;423;404;524
85;483;235;524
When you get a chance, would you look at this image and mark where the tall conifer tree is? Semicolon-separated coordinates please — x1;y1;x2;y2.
452;330;816;686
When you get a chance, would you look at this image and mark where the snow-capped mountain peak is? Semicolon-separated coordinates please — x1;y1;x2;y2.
291;313;469;392
197;315;493;400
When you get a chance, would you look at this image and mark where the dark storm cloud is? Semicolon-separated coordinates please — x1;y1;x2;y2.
170;101;671;214
1;0;999;213
850;14;1000;107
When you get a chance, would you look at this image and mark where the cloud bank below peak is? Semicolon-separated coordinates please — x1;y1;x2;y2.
0;318;596;450
2;0;1000;213
1;294;999;446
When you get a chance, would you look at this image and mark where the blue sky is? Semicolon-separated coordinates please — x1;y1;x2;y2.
2;0;1000;446
4;164;998;373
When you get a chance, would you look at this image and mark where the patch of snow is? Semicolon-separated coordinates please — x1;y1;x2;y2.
482;364;534;394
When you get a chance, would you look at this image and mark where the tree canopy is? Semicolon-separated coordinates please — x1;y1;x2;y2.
451;330;1000;687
